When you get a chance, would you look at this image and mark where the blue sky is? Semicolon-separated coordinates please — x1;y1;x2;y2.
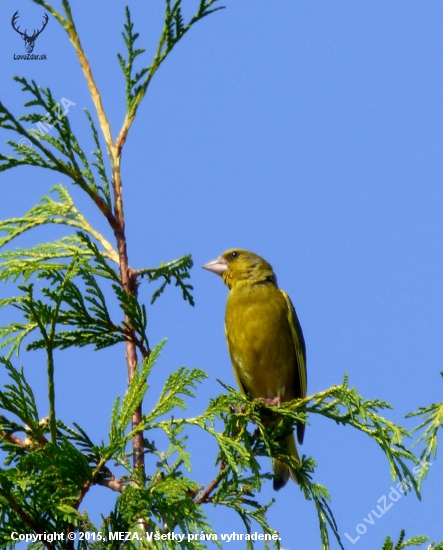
1;1;443;548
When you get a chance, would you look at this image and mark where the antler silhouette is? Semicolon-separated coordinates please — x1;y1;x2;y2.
11;11;26;38
32;13;49;40
11;11;49;53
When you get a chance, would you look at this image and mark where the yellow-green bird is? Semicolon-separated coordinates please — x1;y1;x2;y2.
203;249;307;490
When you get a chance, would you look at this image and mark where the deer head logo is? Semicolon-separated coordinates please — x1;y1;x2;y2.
11;11;48;54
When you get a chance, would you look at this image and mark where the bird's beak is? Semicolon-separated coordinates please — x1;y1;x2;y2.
203;256;228;276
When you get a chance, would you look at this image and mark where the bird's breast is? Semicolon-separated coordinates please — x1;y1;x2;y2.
225;283;296;401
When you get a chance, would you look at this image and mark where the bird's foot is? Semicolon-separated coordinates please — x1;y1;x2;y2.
257;396;281;407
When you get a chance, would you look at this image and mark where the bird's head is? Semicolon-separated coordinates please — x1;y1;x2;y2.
203;249;277;289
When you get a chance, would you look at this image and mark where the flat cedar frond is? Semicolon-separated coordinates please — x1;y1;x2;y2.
0;185;117;264
84;109;111;207
145;377;422;550
0;77;114;210
0;267;127;356
293;378;420;496
0;358;40;438
115;1;224;125
0;185;80;247
15;77;76;156
406;373;443;487
119;483;216;550
138;254;195;306
75;231;120;279
57;421;97;458
0;235;93;283
164;424;193;471
164;0;224;54
381;530;433;550
110;341;166;448
0;320;37;359
113;284;149;351
146;366;207;421
117;7;149;108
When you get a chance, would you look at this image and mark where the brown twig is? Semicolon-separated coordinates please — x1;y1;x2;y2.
72;463;126;513
54;0;148;474
131;329;150;361
96;477;126;493
96;466;126;493
195;463;227;505
112;219;146;473
1;416;49;449
1;431;27;448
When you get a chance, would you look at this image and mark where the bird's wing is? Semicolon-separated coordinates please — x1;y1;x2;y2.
280;290;307;400
281;290;307;445
224;323;249;396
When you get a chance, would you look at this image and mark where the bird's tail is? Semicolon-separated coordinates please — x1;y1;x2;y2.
273;432;300;491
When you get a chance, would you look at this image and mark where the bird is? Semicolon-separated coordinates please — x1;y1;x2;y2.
203;249;307;490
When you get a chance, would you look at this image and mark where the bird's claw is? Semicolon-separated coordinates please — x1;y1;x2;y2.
257;396;281;407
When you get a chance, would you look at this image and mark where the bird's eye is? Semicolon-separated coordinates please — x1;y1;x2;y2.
231;251;238;258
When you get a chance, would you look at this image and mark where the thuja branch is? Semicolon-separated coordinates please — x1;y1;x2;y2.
32;0;115;161
407;372;443;488
117;1;225;153
23;1;223;476
132;378;419;548
29;0;145;470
